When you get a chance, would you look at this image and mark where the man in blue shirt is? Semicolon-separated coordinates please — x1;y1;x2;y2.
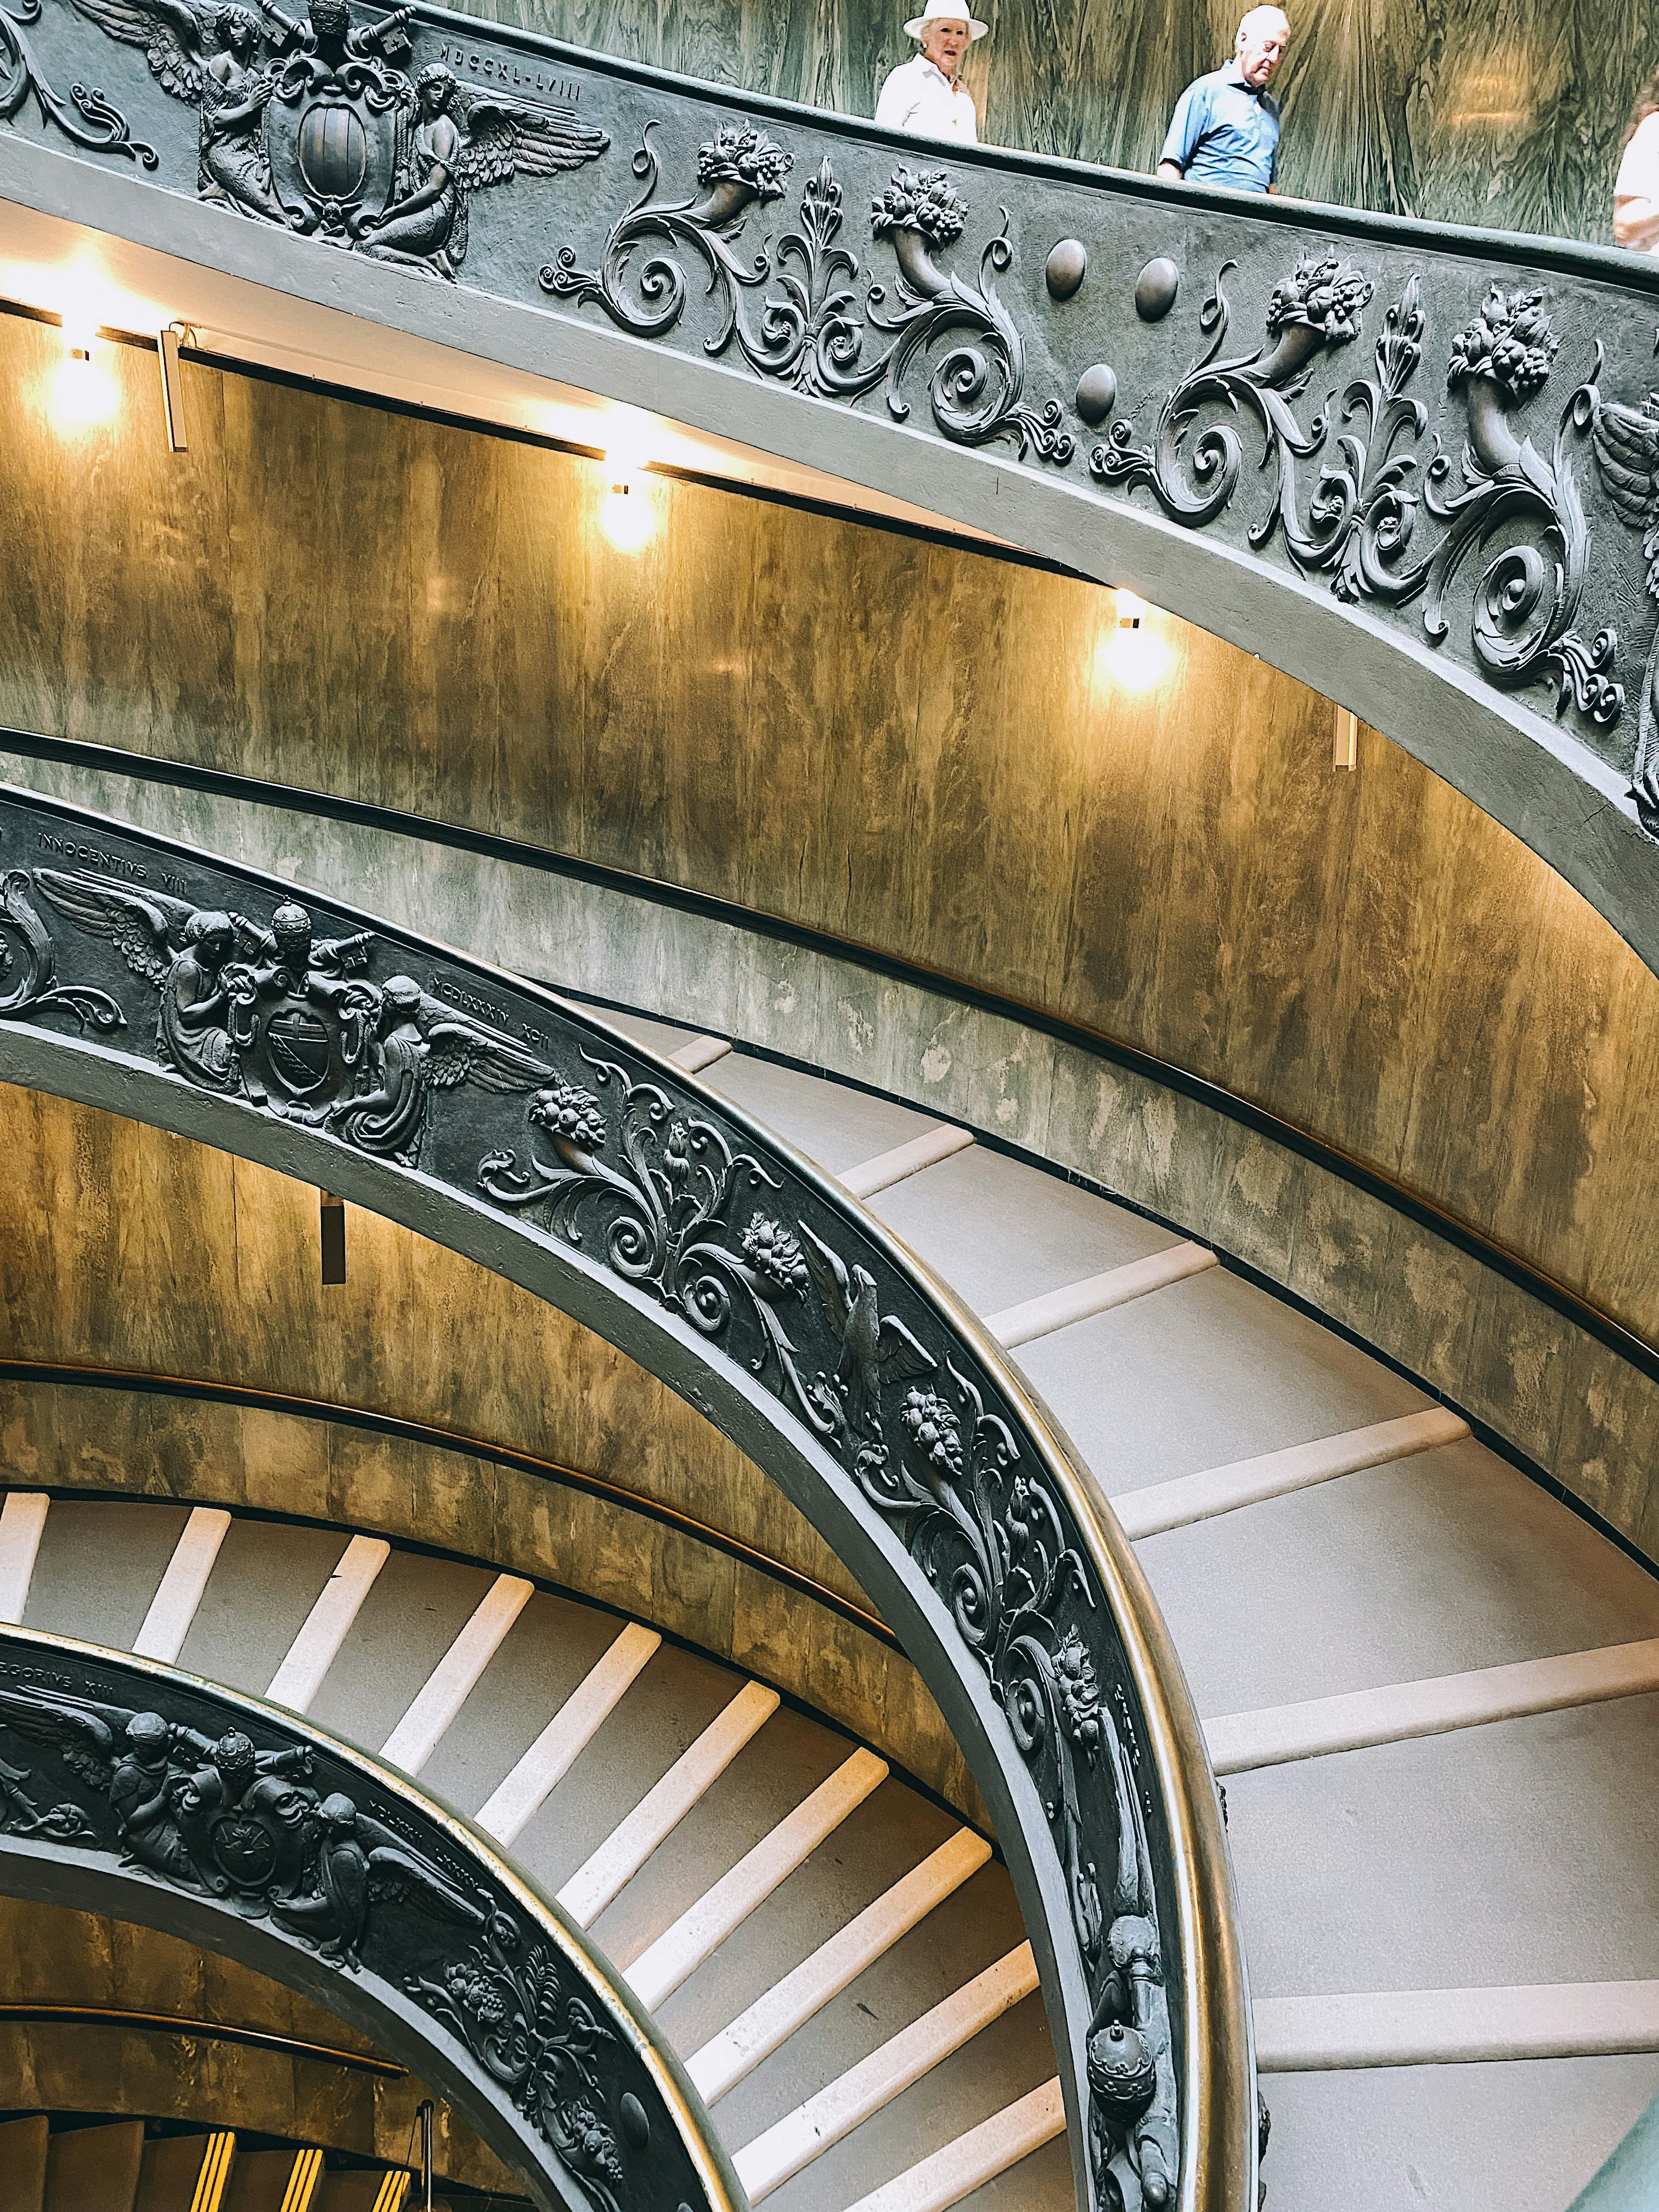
1157;7;1289;194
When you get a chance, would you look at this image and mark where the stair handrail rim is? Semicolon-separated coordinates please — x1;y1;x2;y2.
0;1618;747;2212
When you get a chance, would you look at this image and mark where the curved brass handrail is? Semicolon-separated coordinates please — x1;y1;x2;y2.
0;782;1254;2210
0;1623;743;2212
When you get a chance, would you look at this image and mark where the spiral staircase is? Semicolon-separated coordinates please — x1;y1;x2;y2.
0;2114;444;2212
5;981;1659;2210
5;0;1659;2197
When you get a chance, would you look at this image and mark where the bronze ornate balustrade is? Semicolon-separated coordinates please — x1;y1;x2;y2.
5;0;1659;972
0;1621;742;2212
0;781;1255;2212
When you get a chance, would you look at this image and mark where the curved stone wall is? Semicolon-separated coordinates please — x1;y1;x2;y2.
3;310;1657;1370
0;1897;517;2192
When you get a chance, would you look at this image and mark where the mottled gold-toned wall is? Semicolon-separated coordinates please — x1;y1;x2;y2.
455;0;1658;244
0;1899;515;2190
2;315;1656;1353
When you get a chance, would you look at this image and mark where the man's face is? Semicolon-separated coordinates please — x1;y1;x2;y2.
1236;12;1288;86
920;18;969;78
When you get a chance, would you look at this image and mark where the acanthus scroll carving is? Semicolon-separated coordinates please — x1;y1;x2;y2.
478;1063;1172;2212
1091;259;1627;742
1;0;157;167
546;128;1074;462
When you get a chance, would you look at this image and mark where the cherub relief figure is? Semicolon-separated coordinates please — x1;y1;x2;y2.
67;0;295;221
33;871;251;1089
355;61;610;279
61;0;610;267
27;867;552;1166
0;1677;493;1971
328;974;551;1165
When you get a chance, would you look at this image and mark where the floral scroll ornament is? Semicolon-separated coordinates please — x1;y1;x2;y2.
546;131;1073;461
476;1063;1180;2209
1093;260;1623;734
1419;285;1618;723
476;1060;837;1434
863;165;1073;461
0;870;125;1031
1090;252;1373;529
410;1929;629;2212
542;120;793;346
0;0;156;167
1590;388;1659;833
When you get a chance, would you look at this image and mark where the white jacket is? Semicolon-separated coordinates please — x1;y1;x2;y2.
874;54;978;143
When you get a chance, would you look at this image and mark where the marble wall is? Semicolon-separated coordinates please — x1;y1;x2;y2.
0;1899;511;2188
455;0;1659;244
3;314;1656;1374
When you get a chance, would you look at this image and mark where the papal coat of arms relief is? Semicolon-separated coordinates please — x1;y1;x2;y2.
67;0;609;274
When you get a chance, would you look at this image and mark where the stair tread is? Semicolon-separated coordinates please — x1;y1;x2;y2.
704;1054;938;1177
703;1860;1032;2153
866;1145;1178;1314
1228;1694;1659;1996
304;1548;495;1749
757;1988;1065;2212
1144;1438;1659;1715
414;1585;633;1807
591;1704;856;1970
653;1775;966;2057
1260;2051;1659;2212
177;1518;352;1696
1015;1264;1429;1489
22;1500;190;1651
513;1639;751;1895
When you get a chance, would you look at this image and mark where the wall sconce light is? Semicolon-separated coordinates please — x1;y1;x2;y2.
599;472;657;553
49;321;119;436
1333;704;1358;770
1096;588;1171;693
158;320;192;453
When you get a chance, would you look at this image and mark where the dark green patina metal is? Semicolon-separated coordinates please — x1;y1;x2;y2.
0;1622;741;2212
0;781;1254;2212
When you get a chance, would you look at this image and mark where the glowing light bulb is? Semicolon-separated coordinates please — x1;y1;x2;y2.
49;325;119;436
1094;592;1171;693
599;476;656;554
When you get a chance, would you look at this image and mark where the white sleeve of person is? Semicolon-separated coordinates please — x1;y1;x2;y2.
1617;112;1659;208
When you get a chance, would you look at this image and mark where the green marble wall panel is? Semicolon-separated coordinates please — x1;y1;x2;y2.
452;0;1659;243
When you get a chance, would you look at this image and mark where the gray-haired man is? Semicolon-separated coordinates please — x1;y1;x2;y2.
1157;7;1289;194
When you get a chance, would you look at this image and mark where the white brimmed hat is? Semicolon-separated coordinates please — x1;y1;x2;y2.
904;5;989;37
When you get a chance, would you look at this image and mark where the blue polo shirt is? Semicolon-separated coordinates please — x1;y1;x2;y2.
1160;65;1280;192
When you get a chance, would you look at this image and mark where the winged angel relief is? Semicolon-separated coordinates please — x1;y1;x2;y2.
61;0;607;273
1;863;554;1165
0;1663;637;2212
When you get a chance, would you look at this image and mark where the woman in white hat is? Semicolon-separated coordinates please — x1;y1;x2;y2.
874;5;988;143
